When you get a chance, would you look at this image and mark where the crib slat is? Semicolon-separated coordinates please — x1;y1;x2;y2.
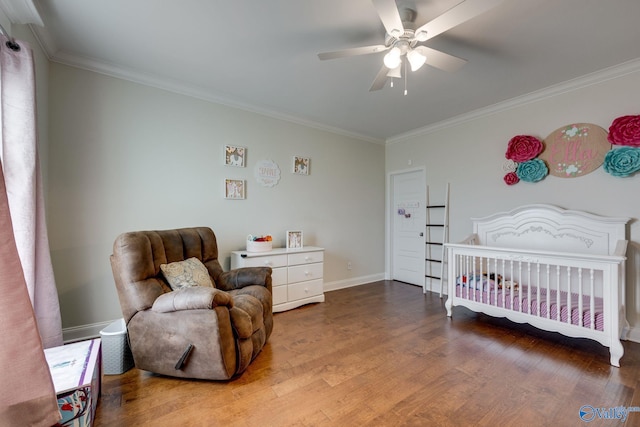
545;264;550;320
526;261;531;315
578;268;583;327
536;263;541;317
555;266;561;322
493;257;498;306
589;269;595;330
517;260;522;313
501;258;506;309
566;267;571;325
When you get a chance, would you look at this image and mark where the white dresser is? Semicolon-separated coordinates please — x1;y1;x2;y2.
230;246;324;312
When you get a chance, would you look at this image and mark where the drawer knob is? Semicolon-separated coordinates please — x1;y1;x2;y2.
264;260;271;266
304;256;311;261
304;287;309;293
304;270;310;276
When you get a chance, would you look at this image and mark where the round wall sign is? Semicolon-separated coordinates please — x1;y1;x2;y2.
538;123;610;178
254;159;281;187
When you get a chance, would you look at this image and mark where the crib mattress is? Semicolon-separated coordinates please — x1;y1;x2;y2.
455;284;604;331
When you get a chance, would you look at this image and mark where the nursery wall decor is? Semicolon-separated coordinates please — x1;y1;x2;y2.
224;179;245;199
538;123;610;178
293;156;310;175
502;135;548;185
224;145;246;167
603;115;640;177
254;159;281;187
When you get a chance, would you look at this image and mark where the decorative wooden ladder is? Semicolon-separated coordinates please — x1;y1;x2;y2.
424;183;449;297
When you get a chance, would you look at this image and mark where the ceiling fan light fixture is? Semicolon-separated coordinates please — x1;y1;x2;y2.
387;64;402;79
389;28;403;38
415;30;428;42
383;46;402;69
407;49;426;71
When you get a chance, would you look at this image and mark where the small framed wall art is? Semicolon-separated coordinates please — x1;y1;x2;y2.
224;145;246;167
293;156;310;175
224;179;245;200
286;230;303;249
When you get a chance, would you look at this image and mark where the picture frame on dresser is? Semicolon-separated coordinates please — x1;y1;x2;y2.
286;230;303;249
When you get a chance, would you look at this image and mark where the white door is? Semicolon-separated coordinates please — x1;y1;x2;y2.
391;169;425;286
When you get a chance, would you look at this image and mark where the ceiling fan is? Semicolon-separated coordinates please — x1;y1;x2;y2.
318;0;505;93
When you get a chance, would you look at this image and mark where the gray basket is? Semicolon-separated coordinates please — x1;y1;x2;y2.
100;319;134;375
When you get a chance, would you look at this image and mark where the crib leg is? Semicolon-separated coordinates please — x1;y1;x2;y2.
610;340;624;367
445;297;452;317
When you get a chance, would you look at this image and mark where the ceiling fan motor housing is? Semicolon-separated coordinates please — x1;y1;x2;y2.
385;8;422;49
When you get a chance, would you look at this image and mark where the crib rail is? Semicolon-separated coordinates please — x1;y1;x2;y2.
445;243;625;338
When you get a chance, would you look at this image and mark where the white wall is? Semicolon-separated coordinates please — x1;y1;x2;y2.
385;62;640;337
48;63;385;335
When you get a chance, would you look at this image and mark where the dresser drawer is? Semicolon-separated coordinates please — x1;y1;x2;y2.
272;284;287;305
241;254;287;268
288;263;323;283
271;267;287;287
288;279;323;301
288;251;324;266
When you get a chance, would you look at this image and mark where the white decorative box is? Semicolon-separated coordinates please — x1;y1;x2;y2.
247;240;272;252
45;338;101;427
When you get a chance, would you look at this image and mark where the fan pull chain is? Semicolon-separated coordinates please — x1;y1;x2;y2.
404;57;408;96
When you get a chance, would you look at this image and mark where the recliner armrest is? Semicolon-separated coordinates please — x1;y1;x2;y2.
216;266;272;292
151;286;233;313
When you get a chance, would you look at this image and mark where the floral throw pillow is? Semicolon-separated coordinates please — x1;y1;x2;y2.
160;257;213;290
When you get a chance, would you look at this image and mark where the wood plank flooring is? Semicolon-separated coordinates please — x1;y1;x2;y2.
95;281;640;426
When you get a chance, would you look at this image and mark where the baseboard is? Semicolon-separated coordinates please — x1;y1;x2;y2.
624;325;640;344
323;274;386;292
61;275;385;343
63;319;115;343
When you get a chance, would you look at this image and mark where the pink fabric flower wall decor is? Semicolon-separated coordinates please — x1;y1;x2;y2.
608;115;640;146
505;135;544;162
503;172;519;185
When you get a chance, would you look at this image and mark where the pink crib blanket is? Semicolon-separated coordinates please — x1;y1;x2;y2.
455;283;604;331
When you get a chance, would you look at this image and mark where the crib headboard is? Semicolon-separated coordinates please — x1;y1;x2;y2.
472;204;629;256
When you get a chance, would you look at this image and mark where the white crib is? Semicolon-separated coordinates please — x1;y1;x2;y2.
445;204;630;366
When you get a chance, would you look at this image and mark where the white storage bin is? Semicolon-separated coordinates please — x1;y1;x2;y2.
246;240;272;252
100;318;134;375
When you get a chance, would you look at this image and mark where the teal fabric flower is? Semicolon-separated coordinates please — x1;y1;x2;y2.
516;159;548;182
603;147;640;177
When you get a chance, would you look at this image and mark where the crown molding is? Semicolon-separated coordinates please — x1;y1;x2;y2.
28;20;57;57
48;50;384;145
0;0;42;26
386;58;640;145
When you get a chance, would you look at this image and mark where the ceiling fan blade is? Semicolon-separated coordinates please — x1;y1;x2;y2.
414;46;467;72
369;65;390;91
371;0;405;38
415;0;505;41
318;44;388;60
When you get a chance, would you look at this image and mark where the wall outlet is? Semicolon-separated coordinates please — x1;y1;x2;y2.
347;261;352;270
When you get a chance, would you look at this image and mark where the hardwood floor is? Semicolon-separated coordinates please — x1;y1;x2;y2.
95;281;640;426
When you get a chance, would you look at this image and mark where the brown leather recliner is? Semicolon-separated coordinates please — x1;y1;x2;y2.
110;227;273;380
